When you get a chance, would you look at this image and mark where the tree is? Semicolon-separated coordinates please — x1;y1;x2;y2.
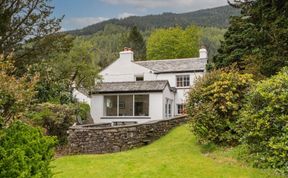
147;26;201;60
0;0;62;55
0;0;73;76
0;54;38;128
213;0;288;77
31;39;99;103
122;26;146;60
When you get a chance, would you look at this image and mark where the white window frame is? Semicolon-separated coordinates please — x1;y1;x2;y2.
176;75;190;88
177;104;185;115
165;98;172;118
104;94;149;117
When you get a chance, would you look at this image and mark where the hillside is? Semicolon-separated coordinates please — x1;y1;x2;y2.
68;5;239;36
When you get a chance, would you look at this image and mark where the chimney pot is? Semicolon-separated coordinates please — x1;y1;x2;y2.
199;46;208;59
120;48;134;61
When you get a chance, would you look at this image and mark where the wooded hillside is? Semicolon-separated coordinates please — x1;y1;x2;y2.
68;5;239;36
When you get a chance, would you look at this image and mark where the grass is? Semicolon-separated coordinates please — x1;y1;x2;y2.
52;125;283;178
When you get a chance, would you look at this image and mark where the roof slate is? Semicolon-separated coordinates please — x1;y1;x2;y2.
91;80;174;94
134;58;206;73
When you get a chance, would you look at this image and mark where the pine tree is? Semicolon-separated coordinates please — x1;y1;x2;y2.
213;0;288;77
123;26;146;61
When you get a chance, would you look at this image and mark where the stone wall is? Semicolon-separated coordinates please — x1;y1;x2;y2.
68;115;187;154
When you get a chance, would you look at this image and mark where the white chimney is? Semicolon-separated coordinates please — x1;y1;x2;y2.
199;47;208;59
119;47;134;61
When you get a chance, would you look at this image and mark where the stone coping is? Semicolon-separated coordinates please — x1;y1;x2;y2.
69;115;187;131
100;116;151;120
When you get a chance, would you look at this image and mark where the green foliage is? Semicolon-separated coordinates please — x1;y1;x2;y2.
75;24;128;68
0;55;38;127
0;0;62;55
238;67;288;174
214;1;288;76
122;26;146;60
14;34;75;76
64;39;100;89
147;26;201;60
187;70;254;145
0;121;56;178
70;24;226;68
30;38;100;104
0;0;71;76
29;103;90;145
200;27;226;69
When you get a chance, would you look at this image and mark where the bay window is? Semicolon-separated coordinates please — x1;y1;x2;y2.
104;94;149;117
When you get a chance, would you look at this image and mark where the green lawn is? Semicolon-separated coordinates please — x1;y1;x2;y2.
53;125;282;178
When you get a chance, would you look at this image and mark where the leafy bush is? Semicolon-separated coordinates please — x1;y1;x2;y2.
0;121;56;178
238;67;288;174
187;70;254;145
29;102;90;145
0;55;38;127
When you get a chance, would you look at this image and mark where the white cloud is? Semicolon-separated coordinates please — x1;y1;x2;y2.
63;17;109;30
118;12;136;19
101;0;228;10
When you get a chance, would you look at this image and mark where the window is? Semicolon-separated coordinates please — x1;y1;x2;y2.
177;104;185;115
104;96;118;116
134;95;149;116
135;76;144;81
119;95;133;116
104;95;149;117
176;75;190;87
168;103;172;117
165;98;172;118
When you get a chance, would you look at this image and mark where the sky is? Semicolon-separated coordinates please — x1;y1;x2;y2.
52;0;228;31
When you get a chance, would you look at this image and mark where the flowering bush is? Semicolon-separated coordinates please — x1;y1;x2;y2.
0;55;38;128
187;70;254;145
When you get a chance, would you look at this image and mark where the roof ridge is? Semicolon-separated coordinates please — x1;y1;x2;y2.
135;57;200;63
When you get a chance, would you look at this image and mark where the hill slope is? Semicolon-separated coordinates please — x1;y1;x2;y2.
53;125;282;178
69;5;239;36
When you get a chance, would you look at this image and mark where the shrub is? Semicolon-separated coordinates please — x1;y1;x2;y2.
0;55;38;127
0;121;56;178
29;102;90;145
238;67;288;174
187;70;254;145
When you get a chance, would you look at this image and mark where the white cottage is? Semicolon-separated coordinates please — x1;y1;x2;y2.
75;47;207;124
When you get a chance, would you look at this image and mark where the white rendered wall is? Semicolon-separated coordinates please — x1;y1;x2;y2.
72;89;91;106
155;72;204;105
100;51;155;82
90;95;104;123
162;85;176;118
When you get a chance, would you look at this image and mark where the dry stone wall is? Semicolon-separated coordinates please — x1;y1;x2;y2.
68;116;187;154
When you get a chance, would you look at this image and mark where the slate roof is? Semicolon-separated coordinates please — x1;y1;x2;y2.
134;58;206;74
91;80;176;94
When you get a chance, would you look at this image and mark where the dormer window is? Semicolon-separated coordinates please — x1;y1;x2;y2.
176;75;190;87
135;76;144;81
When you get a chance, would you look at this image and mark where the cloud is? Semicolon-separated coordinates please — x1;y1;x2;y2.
63;17;109;30
118;12;136;19
101;0;228;10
